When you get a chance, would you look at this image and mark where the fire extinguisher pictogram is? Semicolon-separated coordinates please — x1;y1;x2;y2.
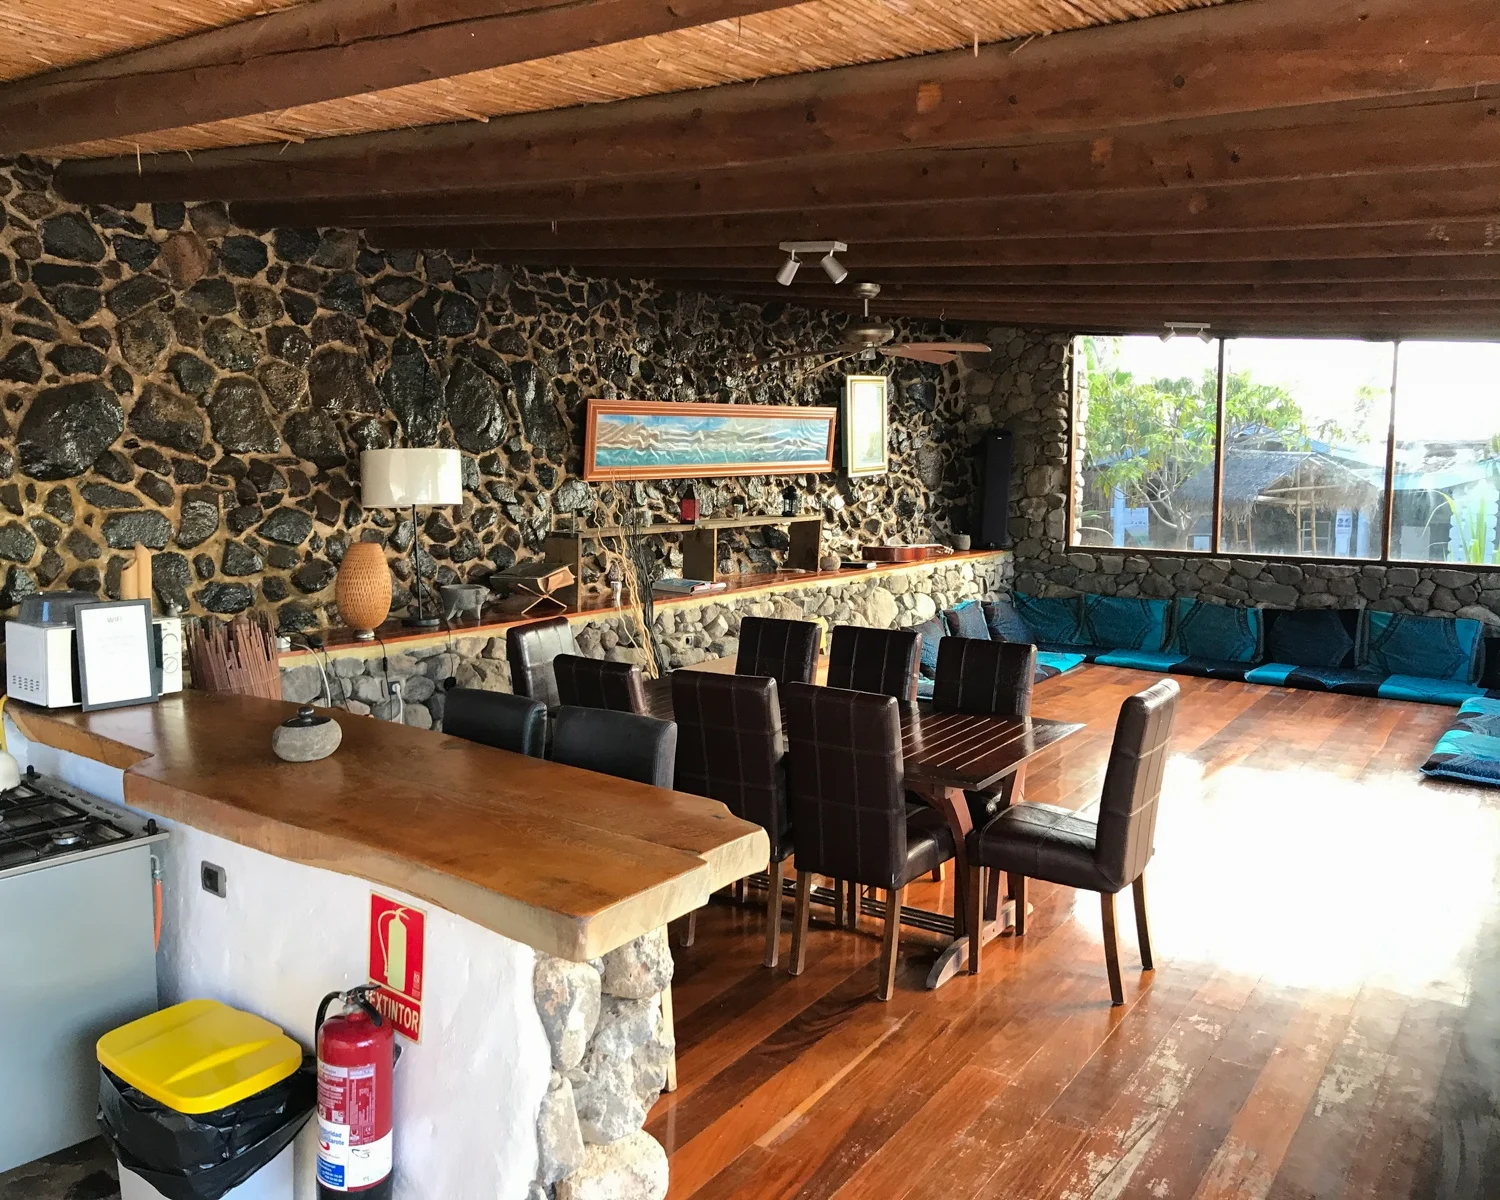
316;986;395;1198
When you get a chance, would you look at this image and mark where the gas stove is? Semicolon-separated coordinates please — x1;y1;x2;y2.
0;768;164;880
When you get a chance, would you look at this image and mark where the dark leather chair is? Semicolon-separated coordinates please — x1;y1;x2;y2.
783;682;956;1000
673;671;792;966
550;706;677;789
506;616;578;709
933;638;1038;823
443;687;546;758
826;625;921;702
967;678;1178;1004
736;615;820;690
552;653;649;715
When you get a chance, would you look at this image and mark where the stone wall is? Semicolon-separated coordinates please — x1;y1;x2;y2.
532;930;674;1200
1002;337;1500;625
281;554;1011;728
0;156;1034;633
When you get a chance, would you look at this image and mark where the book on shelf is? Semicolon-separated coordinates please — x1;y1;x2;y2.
653;577;728;596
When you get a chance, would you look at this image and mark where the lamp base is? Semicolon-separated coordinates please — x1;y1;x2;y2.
402;615;441;629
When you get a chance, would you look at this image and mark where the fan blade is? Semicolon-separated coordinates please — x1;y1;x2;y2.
762;346;861;366
896;342;993;354
884;346;961;365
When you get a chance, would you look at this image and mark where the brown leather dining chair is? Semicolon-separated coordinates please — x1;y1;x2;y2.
552;653;650;715
967;678;1178;1005
672;671;793;966
736;615;821;689
826;625;921;702
933;638;1038;825
783;682;956;1000
506;615;578;709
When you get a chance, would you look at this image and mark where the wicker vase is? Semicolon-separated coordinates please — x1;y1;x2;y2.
335;541;392;640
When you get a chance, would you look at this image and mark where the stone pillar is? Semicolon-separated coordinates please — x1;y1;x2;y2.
530;929;674;1200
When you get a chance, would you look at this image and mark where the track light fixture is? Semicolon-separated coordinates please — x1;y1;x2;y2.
776;241;848;286
1162;322;1213;343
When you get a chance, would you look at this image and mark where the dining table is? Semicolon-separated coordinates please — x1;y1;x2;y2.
642;659;1083;988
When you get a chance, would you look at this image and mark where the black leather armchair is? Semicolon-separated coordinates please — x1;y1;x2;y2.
550;706;677;789
443;688;546;758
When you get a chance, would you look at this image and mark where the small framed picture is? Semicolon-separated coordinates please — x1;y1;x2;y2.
843;375;889;477
75;599;159;712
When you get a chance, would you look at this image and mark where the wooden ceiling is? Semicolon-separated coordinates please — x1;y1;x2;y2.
5;0;1500;339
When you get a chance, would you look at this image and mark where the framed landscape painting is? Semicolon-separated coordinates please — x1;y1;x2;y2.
583;398;838;481
843;375;889;476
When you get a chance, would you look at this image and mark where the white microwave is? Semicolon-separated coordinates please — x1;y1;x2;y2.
6;616;183;708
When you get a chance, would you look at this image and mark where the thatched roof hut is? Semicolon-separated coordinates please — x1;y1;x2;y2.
1177;450;1382;522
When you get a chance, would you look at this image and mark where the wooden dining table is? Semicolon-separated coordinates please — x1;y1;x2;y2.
643;661;1082;988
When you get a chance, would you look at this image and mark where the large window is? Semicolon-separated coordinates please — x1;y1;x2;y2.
1072;335;1500;566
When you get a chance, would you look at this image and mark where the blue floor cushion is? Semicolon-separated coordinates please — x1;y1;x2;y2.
983;598;1032;644
1093;649;1187;672
913;616;946;679
1423;697;1500;785
1376;676;1486;706
1362;611;1484;683
1169;598;1264;663
915;677;934;701
1263;608;1361;668
1035;651;1086;679
1012;593;1087;646
1244;663;1385;696
1166;657;1254;682
944;600;992;641
1081;595;1170;652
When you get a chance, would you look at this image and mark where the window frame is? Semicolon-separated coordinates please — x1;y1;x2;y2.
1066;335;1500;571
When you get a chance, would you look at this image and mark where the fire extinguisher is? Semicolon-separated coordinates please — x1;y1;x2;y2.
316;986;394;1198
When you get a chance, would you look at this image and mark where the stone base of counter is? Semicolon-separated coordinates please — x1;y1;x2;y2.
531;930;674;1200
281;553;1011;729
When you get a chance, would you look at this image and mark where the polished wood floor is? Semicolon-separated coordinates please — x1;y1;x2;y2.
654;667;1500;1200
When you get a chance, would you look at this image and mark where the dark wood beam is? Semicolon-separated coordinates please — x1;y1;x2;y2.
0;0;804;155
230;98;1500;228
571;258;1500;287
363;166;1500;248
55;0;1500;204
470;225;1500;270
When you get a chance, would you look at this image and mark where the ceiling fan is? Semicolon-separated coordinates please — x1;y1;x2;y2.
763;282;992;368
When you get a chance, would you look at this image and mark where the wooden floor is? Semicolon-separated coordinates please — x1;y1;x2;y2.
654;667;1500;1200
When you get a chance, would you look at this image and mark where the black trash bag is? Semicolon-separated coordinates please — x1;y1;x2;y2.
97;1059;316;1200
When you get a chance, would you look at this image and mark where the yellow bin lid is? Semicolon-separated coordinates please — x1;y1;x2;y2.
97;999;303;1114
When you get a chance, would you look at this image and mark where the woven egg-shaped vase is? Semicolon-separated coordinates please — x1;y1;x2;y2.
335;541;393;640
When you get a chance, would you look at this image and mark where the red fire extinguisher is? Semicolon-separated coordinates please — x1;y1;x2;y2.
316;986;395;1198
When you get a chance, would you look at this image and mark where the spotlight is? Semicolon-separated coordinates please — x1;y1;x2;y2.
776;240;849;286
1160;327;1176;343
1162;321;1212;343
820;252;847;284
1198;326;1214;344
776;254;801;286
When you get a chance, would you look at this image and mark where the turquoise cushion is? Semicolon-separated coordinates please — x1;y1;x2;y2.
1093;650;1187;672
1361;611;1484;684
1376;675;1485;706
912;616;946;679
983;598;1032;643
1035;651;1085;677
1244;663;1297;686
1169;598;1263;663
1423;698;1500;785
944;600;992;642
1081;595;1170;652
1012;593;1086;646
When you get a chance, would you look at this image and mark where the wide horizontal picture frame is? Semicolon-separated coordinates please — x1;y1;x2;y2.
583;398;838;482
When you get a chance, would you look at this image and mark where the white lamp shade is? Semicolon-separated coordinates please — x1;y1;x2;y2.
361;448;463;508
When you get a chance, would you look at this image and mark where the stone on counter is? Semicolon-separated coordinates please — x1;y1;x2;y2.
600;929;672;1001
534;955;603;1070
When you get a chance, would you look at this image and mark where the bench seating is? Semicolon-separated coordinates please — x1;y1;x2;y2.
1424;697;1500;786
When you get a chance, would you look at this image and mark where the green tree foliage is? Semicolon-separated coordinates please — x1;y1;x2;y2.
1078;337;1350;543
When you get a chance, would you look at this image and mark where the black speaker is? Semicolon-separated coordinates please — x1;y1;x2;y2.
975;432;1013;550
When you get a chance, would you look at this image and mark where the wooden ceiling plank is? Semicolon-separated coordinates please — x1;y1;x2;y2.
54;0;1500;204
228;97;1500;228
358;166;1500;249
0;0;806;154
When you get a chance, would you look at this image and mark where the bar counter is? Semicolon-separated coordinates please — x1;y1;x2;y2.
10;690;768;962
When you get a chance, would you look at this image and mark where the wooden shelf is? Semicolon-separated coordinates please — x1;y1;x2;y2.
547;514;823;584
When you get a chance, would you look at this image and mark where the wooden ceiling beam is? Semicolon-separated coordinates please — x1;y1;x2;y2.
0;0;805;155
55;0;1500;204
229;98;1500;228
463;224;1500;267
364;166;1500;248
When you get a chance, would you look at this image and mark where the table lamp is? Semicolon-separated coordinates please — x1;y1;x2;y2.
361;448;463;629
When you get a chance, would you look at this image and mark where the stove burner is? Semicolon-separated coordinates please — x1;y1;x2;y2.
51;831;84;848
0;776;140;873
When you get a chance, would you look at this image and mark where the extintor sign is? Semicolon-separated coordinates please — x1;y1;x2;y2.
369;893;424;1041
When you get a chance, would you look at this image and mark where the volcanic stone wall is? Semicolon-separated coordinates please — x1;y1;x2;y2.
0;156;1041;632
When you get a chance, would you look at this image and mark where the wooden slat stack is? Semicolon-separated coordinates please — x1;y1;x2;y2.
185;613;282;700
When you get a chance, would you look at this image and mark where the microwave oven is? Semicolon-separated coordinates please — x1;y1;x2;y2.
6;615;183;708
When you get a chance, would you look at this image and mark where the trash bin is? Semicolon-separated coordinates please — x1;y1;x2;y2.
96;999;315;1200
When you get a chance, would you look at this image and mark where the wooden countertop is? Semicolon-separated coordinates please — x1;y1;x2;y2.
10;692;769;962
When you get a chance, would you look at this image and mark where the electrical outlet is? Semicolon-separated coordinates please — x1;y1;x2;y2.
201;861;227;898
